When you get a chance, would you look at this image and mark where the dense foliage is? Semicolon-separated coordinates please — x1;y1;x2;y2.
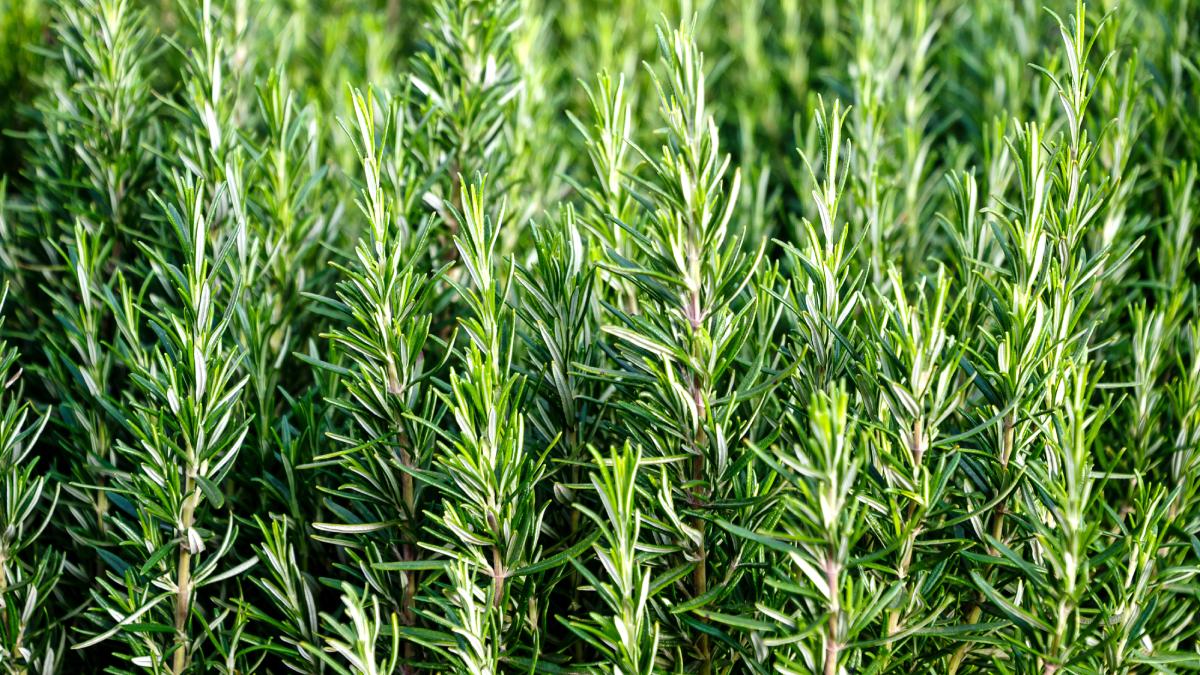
1;0;1199;672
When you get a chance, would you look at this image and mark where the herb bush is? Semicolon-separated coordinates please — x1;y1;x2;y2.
0;0;1198;672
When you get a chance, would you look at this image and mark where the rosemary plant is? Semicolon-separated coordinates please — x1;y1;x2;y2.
0;0;1196;672
74;175;253;673
0;288;59;674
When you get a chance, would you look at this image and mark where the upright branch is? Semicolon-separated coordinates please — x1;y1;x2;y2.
597;18;764;672
785;98;861;399
865;265;965;646
233;69;333;467
74;175;251;674
425;177;546;669
955;3;1127;671
310;87;441;670
756;385;869;675
570;71;639;311
565;444;660;674
0;288;60;674
22;0;157;578
410;0;523;243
